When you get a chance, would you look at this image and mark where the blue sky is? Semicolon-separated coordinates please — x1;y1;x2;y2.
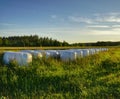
0;0;120;43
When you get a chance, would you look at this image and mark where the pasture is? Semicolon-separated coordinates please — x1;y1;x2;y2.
0;47;120;99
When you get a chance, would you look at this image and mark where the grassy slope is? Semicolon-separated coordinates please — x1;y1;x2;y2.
0;48;120;99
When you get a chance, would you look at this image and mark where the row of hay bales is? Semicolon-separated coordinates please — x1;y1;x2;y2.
3;48;108;66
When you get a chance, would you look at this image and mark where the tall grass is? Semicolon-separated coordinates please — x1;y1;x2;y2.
0;48;120;99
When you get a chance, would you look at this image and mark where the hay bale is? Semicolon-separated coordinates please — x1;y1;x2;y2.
21;50;43;58
3;51;32;66
59;50;77;61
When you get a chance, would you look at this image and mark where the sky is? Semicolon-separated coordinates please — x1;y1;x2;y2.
0;0;120;43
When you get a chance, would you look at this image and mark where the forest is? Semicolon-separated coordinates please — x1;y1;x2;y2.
0;35;119;47
0;35;69;47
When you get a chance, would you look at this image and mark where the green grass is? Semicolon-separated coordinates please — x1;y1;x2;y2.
0;46;111;50
0;48;120;99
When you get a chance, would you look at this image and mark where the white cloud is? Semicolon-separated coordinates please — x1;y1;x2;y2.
0;27;119;43
0;23;15;26
112;25;120;28
98;16;120;23
1;12;120;43
68;12;120;25
50;15;57;19
87;25;110;28
49;12;120;29
68;16;93;24
0;27;87;43
95;12;120;23
90;30;120;35
111;27;120;31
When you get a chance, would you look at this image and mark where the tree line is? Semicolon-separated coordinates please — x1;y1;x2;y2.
0;35;69;47
0;35;119;47
71;41;120;46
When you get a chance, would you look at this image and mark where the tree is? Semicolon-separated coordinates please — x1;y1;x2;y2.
62;41;69;46
0;37;2;46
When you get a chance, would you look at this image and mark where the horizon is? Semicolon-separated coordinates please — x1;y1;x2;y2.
0;0;120;43
1;35;120;44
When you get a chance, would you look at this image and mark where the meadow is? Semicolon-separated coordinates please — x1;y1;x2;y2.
0;47;120;99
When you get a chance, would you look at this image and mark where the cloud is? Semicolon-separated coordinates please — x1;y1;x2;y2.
68;12;120;25
0;23;15;26
0;26;119;43
90;30;120;35
50;15;57;19
87;25;110;28
112;25;120;28
96;16;120;23
67;12;120;32
49;15;65;23
111;27;120;31
0;27;86;43
95;12;120;23
49;12;120;29
68;16;93;24
1;12;120;43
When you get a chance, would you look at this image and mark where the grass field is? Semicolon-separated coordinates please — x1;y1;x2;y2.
0;47;120;99
0;46;112;50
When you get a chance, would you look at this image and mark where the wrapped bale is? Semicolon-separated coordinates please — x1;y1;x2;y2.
81;49;90;57
67;49;83;58
45;50;60;59
21;50;42;58
101;48;108;51
95;48;101;53
3;51;32;66
35;50;46;55
59;50;77;61
74;50;83;58
105;48;108;51
35;50;54;58
88;49;96;55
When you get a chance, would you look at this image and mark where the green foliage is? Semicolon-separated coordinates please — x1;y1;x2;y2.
0;52;4;66
0;35;69;47
72;41;120;46
0;35;120;47
0;48;120;98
